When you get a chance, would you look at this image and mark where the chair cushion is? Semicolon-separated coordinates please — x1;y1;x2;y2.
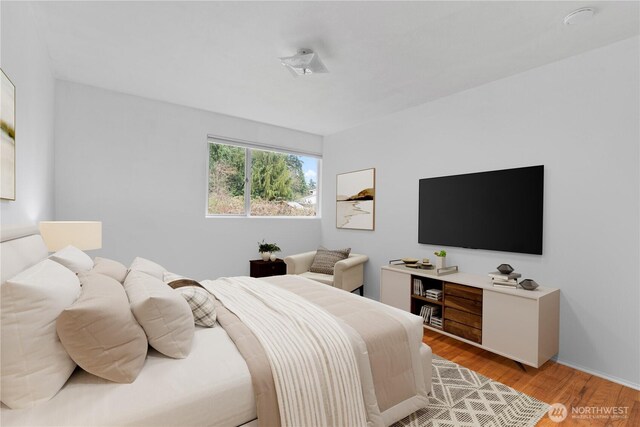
300;271;335;286
309;247;351;275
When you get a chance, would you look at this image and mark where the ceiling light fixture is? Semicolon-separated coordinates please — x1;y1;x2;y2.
563;8;594;25
279;49;328;77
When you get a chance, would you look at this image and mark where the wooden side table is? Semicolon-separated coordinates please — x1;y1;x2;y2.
249;259;287;278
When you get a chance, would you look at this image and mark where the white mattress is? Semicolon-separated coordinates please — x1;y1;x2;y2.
1;326;256;427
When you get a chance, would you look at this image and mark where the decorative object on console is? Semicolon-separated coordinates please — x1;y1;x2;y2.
1;69;16;200
489;265;522;288
519;279;540;291
39;221;102;252
497;263;514;274
336;168;375;230
258;239;281;262
433;250;447;270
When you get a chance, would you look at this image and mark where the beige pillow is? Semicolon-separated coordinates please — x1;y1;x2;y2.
91;257;128;283
309;247;351;275
124;270;194;358
49;245;94;273
130;257;167;279
57;273;148;383
1;260;80;409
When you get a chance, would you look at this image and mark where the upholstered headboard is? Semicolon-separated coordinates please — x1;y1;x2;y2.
1;225;49;283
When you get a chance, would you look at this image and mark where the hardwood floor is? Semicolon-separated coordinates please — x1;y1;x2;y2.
423;331;640;426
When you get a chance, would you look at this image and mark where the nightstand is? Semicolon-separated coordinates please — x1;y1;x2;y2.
249;259;287;278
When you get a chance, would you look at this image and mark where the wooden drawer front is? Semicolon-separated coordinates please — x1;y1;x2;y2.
445;319;482;344
444;283;482;302
445;295;482;316
445;307;482;329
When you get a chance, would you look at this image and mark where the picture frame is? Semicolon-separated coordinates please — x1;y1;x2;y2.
336;168;375;230
1;68;16;201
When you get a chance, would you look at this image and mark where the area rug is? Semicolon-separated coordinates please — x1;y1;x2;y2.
393;355;549;427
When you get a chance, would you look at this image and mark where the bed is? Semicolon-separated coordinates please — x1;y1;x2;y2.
0;227;432;427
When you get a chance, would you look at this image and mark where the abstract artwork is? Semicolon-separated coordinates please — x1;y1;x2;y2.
1;69;15;200
336;168;375;230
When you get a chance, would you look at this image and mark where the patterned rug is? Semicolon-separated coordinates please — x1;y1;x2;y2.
393;355;549;427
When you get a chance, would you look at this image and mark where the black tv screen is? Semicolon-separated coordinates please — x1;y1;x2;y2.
418;166;543;255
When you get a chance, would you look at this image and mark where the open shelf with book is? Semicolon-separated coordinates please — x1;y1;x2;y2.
410;275;443;329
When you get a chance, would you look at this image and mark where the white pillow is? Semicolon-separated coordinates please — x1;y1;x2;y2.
129;257;167;279
124;271;194;358
49;245;94;273
1;260;81;409
91;257;128;283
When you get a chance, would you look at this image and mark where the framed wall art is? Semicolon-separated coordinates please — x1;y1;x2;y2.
1;69;16;200
336;168;375;230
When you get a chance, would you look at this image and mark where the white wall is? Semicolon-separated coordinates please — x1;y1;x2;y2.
0;2;55;225
322;36;639;388
54;81;322;279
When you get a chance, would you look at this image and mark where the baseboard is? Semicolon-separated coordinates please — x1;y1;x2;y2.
553;357;640;391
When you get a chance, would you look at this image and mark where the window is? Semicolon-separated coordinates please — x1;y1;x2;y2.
207;139;320;217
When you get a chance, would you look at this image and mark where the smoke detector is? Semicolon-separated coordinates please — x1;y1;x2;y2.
279;49;328;77
563;8;594;25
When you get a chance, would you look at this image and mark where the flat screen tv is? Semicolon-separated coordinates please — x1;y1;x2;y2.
418;165;543;255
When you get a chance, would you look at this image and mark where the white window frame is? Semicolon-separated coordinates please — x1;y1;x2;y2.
205;135;322;218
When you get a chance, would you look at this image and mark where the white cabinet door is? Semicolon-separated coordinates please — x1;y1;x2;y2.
482;290;539;367
380;268;411;312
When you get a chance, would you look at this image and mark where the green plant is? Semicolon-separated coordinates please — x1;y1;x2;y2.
434;250;447;257
258;239;281;253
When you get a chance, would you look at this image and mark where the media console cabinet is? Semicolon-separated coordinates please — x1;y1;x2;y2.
380;264;559;368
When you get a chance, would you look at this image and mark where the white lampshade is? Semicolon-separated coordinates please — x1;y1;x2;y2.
39;221;102;252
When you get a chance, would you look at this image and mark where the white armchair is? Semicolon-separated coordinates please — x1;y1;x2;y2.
284;251;369;295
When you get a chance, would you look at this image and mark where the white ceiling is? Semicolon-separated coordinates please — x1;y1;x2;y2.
31;1;639;135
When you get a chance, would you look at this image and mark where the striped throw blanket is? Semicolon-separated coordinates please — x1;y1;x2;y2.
204;276;367;427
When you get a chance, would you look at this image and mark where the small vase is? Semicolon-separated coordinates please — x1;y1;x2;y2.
269;253;277;261
261;252;271;261
436;256;446;270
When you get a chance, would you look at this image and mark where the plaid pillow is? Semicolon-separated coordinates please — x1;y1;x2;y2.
309;247;351;275
175;286;217;328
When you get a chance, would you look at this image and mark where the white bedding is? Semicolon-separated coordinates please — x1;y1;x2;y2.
1;229;432;427
1;326;257;427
